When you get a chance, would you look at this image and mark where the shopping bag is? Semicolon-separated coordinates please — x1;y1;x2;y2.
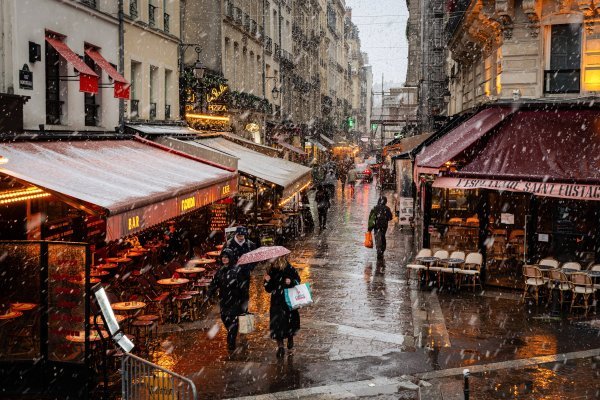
284;283;313;310
364;231;373;248
238;313;255;334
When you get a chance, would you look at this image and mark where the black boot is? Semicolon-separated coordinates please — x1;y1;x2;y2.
276;347;285;358
287;336;294;350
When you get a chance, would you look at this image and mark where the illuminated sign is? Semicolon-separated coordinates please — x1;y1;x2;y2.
222;184;231;196
181;196;196;212
206;84;229;103
245;123;260;133
208;104;228;112
127;215;140;231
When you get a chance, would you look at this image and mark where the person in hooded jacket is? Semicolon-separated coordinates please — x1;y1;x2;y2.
224;226;256;313
207;248;248;351
368;196;393;259
264;257;301;358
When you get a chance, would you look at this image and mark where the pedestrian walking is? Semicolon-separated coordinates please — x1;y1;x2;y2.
224;226;256;312
347;168;357;196
263;257;301;358
206;248;248;351
323;168;337;196
315;184;331;230
368;196;393;260
339;169;348;193
301;191;314;233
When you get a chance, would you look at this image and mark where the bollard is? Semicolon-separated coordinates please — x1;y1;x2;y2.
463;369;470;400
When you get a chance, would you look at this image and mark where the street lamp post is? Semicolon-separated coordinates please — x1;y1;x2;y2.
179;43;206;119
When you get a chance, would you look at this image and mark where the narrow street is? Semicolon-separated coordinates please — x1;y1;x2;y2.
151;183;600;399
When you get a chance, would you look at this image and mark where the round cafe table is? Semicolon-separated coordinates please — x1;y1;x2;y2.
176;267;206;275
95;263;118;270
439;258;465;292
66;330;109;343
416;256;439;284
0;311;23;320
112;301;147;312
187;258;216;265
90;314;127;325
90;269;110;278
206;251;221;257
10;302;37;312
157;278;190;286
105;257;132;264
215;244;224;250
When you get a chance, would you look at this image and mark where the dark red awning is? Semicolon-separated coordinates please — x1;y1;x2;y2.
84;48;130;99
416;107;514;169
45;35;98;94
459;109;600;183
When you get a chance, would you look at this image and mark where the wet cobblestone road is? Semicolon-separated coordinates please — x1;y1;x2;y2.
150;182;600;399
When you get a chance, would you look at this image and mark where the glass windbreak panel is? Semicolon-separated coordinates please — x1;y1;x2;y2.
430;188;480;250
0;243;41;361
47;243;87;363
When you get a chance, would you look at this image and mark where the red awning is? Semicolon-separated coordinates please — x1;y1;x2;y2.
416;107;514;169
84;48;130;99
458;109;600;183
45;35;98;94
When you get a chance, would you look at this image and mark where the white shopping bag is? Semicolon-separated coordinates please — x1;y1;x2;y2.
284;283;313;310
238;313;255;334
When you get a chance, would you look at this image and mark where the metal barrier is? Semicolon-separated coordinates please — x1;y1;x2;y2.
122;353;197;400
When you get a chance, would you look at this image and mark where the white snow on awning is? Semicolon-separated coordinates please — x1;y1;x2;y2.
307;137;328;151
198;137;311;198
0;140;235;215
319;134;334;145
128;124;199;135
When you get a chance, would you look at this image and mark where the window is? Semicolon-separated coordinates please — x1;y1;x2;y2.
84;53;100;126
130;61;141;118
45;42;63;125
545;24;581;93
130;0;138;18
149;4;156;27
150;65;158;119
80;0;97;8
165;69;172;119
164;13;170;33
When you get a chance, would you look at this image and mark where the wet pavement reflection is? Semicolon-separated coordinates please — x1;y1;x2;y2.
148;182;600;399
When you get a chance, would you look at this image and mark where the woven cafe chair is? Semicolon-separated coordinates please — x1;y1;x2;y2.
521;265;547;304
570;272;595;316
546;270;572;307
458;252;483;291
405;248;433;284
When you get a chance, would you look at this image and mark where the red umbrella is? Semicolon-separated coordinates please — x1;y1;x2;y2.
236;246;291;265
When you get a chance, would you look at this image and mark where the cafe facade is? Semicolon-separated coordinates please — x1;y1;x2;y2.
415;102;600;288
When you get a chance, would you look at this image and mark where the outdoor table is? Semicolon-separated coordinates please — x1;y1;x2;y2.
157;278;190;286
90;269;110;278
105;257;132;263
439;258;465;292
95;263;118;270
187;258;216;265
65;330;108;343
125;251;145;257
112;301;147;312
416;256;439;285
215;244;224;250
10;302;37;312
206;251;221;257
176;267;206;275
0;311;23;320
90;314;127;325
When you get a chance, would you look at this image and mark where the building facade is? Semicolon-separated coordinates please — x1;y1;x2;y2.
0;0;124;132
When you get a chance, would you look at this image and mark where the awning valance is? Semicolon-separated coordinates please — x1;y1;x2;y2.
84;48;130;99
45;35;98;94
198;137;312;199
0;140;237;241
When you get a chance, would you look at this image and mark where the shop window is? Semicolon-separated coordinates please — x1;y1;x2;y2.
545;24;581;94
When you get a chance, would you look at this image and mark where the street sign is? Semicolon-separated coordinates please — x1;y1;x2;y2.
19;64;33;90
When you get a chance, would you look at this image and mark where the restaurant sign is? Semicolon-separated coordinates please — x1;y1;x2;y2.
106;177;238;241
434;177;600;201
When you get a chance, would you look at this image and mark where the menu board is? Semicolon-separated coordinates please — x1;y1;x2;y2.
47;243;87;363
210;202;229;232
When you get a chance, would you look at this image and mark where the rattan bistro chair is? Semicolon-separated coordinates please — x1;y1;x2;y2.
562;262;582;271
458;253;483;291
406;248;433;284
539;258;560;269
546;270;572;307
428;250;449;285
570;272;596;316
521;265;548;304
438;251;465;288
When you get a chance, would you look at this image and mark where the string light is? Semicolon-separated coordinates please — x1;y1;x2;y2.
279;180;312;207
0;192;50;204
0;156;8;165
185;113;230;122
0;187;46;200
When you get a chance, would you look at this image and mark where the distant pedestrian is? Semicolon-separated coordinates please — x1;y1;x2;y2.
224;226;256;313
339;169;348;193
315;185;331;230
368;196;393;259
347;168;357;196
323;169;337;196
207;248;247;351
264;257;301;358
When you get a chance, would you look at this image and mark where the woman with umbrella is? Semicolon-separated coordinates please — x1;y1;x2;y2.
264;256;301;358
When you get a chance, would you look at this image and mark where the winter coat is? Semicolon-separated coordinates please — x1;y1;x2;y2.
224;237;256;262
208;264;248;316
347;169;357;183
369;197;393;232
315;189;330;210
264;263;301;340
224;238;257;310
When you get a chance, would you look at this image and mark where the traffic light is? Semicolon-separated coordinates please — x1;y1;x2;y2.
347;117;355;128
371;123;377;131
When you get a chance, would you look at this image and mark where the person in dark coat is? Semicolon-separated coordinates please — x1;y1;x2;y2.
315;185;331;230
264;257;301;358
368;196;393;259
224;226;256;313
206;248;247;351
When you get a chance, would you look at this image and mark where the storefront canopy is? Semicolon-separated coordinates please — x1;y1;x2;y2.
416;107;514;171
277;139;306;156
385;133;433;157
84;48;129;99
45;35;98;94
307;137;328;151
0;140;237;240
198;137;312;199
431;108;600;201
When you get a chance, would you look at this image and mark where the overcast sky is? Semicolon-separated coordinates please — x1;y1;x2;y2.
346;0;409;87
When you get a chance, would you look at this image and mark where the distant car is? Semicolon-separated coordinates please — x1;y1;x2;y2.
355;164;373;182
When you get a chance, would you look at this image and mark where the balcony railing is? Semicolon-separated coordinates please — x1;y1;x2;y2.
46;99;63;125
250;19;257;36
233;7;242;25
544;69;581;94
164;13;170;33
165;104;171;119
274;43;280;61
130;99;139;118
149;102;157;119
265;37;273;54
130;0;138;18
243;13;251;31
148;4;156;27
